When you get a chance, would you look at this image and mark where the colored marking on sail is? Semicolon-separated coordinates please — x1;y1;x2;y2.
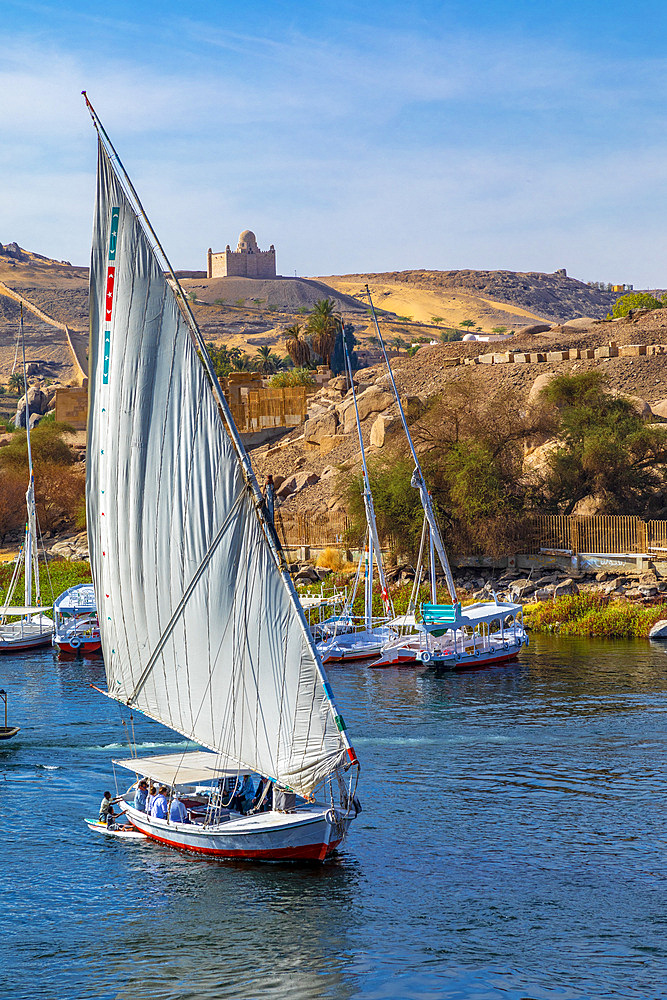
103;329;110;384
334;714;346;732
346;747;358;764
323;682;333;700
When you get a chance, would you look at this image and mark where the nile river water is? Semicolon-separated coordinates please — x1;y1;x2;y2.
1;635;667;1000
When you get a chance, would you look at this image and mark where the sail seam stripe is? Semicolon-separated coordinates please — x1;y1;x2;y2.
126;489;246;705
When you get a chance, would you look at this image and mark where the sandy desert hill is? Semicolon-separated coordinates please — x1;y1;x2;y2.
317;268;621;328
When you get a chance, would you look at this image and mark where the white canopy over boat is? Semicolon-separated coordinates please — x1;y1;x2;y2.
53;584;96;613
0;606;52;616
113;750;240;785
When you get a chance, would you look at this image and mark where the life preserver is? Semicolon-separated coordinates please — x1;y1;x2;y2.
503;642;509;650
70;637;81;649
420;650;432;663
474;648;480;657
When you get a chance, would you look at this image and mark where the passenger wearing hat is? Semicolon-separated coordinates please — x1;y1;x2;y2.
133;779;149;812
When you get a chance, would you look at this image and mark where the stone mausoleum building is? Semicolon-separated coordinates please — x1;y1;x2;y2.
207;230;276;279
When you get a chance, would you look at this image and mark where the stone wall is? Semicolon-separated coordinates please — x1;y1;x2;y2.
54;386;88;429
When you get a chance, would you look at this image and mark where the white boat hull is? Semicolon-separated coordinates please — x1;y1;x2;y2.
373;634;527;669
123;804;353;861
0;619;54;653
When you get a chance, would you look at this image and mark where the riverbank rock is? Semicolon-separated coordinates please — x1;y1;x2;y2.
649;619;667;639
554;578;579;597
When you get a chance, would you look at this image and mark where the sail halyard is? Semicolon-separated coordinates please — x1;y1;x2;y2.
84;96;357;796
365;285;458;603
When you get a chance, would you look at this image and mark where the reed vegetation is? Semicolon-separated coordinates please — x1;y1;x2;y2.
523;593;667;638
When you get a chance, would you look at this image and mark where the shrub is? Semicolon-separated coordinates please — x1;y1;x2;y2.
524;593;667;638
269;368;315;387
609;292;662;319
315;547;355;572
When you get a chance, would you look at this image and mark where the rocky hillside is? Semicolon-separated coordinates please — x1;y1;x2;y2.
319;268;622;325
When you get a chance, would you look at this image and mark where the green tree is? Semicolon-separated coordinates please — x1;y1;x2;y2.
284;323;311;367
459;319;475;329
9;373;23;395
492;325;507;334
253;345;286;375
537;372;667;514
307;299;340;369
431;316;444;324
609;292;662;319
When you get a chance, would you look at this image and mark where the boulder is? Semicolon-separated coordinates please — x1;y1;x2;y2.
527;371;557;408
342;387;394;432
554;578;579;598
370;414;398;448
303;409;339;444
572;495;605;516
14;385;48;427
294;565;320;583
533;589;551;602
28;412;42;430
276;471;319;499
639;572;658;587
523;439;559;476
516;323;551;336
509;579;535;598
649;619;667;639
649;399;667;420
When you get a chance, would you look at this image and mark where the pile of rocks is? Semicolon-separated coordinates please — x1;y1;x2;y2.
13;384;59;429
448;565;667;606
47;531;89;562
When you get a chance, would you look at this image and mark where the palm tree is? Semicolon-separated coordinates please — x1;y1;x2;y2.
307;299;340;368
9;372;23;395
254;345;285;375
231;352;254;372
284;323;311;367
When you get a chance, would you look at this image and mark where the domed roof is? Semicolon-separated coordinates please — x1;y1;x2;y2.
237;230;257;246
462;333;477;342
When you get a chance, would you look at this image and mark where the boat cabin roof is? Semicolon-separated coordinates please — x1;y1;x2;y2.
113;750;242;785
458;600;523;624
54;584;96;612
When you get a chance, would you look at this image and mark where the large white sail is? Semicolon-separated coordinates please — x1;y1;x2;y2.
87;137;354;796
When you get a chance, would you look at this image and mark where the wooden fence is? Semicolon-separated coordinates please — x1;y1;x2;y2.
276;511;351;550
526;515;667;556
274;511;667;557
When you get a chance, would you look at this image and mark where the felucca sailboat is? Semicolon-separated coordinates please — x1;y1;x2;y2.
365;288;528;670
0;309;53;652
316;340;396;662
84;95;360;861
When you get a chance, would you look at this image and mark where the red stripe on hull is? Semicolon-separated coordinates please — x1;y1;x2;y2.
129;822;341;862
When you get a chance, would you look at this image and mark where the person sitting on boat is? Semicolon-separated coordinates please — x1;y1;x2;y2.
146;784;157;813
150;785;169;819
133;779;148;812
99;790;116;828
169;794;189;824
231;773;256;814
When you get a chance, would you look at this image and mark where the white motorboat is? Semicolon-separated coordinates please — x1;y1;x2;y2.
83;95;360;863
365;287;529;673
53;584;101;656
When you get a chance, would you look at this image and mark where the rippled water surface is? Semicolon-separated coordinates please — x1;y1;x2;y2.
2;636;667;999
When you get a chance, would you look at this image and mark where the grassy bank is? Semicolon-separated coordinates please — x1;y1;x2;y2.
523;593;667;639
0;560;91;605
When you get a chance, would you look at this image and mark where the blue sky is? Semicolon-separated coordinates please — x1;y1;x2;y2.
2;0;667;285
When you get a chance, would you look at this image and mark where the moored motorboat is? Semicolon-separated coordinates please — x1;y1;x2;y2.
53;584;101;656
